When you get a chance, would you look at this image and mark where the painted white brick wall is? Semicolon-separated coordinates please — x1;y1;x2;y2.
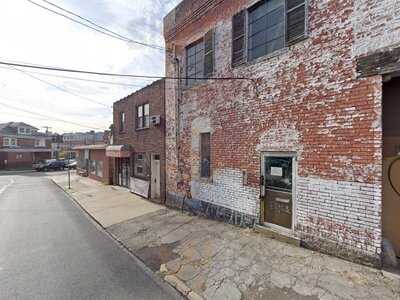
296;176;382;255
191;168;259;217
191;170;382;257
353;0;400;57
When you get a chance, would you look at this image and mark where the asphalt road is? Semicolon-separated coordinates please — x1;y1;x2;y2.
0;172;180;300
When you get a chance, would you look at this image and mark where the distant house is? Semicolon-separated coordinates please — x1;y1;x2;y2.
61;131;105;159
0;122;52;170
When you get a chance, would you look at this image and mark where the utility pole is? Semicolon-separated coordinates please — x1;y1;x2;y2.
42;126;52;134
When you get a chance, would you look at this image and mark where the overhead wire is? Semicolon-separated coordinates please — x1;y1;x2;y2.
25;0;166;51
0;61;254;81
0;98;103;130
5;66;112;109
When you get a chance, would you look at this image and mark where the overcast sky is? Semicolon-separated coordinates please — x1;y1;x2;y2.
0;0;180;133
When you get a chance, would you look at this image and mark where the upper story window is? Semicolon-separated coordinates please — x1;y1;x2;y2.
3;137;17;147
186;30;215;86
26;128;31;135
119;112;126;132
35;139;45;147
186;39;204;86
18;127;26;135
136;104;150;129
232;0;307;66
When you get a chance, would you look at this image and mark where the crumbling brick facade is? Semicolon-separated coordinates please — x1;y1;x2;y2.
163;0;400;265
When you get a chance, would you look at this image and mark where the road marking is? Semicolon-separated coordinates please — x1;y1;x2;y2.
0;179;15;196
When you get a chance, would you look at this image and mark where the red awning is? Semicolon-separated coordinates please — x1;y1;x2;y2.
106;145;131;158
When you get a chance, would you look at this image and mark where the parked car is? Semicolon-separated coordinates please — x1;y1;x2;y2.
66;159;77;169
34;159;65;172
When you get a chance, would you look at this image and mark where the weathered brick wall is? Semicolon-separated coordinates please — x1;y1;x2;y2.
353;0;400;57
164;0;400;264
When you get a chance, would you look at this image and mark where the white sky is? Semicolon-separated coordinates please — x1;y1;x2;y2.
0;0;180;133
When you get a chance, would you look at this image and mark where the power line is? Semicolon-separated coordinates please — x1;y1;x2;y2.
0;67;152;87
7;66;112;109
0;98;103;130
0;61;253;81
40;0;166;51
0;65;194;93
25;0;166;52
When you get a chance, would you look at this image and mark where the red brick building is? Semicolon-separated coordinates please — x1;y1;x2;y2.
108;79;166;203
163;0;400;265
0;122;52;170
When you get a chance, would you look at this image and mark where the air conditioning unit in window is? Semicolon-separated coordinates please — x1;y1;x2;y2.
150;115;161;126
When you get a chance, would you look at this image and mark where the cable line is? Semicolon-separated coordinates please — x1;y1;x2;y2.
25;0;166;51
0;99;103;130
7;67;112;109
0;61;253;81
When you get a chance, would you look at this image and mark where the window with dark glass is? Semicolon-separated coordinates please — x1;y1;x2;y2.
185;29;215;86
134;153;148;178
137;104;150;129
119;112;126;132
200;133;211;178
232;0;306;64
186;39;204;86
248;0;285;60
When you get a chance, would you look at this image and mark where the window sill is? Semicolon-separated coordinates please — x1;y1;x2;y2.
199;176;213;184
135;127;150;131
233;36;309;70
182;74;215;91
133;175;150;181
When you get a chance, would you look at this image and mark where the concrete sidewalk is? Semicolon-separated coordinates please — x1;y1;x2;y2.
52;172;163;228
53;174;400;300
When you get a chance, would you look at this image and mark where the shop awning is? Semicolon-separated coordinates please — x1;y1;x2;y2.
73;144;107;150
106;145;131;158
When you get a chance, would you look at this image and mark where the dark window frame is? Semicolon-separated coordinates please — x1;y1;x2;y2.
232;0;307;66
119;112;126;133
136;103;150;130
133;152;149;179
200;133;211;178
185;38;205;86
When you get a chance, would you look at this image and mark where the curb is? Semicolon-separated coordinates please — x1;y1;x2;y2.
160;264;204;300
51;179;185;300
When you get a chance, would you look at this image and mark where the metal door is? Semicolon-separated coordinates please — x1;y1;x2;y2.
151;154;161;199
263;155;294;229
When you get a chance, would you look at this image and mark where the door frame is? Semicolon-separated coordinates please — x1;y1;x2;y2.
150;153;161;200
260;151;298;233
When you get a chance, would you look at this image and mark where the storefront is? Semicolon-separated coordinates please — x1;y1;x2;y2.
74;144;112;185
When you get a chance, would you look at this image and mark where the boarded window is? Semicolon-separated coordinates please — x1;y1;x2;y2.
287;0;306;44
232;10;246;66
204;29;214;77
186;39;204;86
200;133;211;178
137;103;150;129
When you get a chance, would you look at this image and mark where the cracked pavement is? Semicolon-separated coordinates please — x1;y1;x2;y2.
108;209;400;300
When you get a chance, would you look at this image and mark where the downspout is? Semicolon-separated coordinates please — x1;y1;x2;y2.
173;47;186;209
